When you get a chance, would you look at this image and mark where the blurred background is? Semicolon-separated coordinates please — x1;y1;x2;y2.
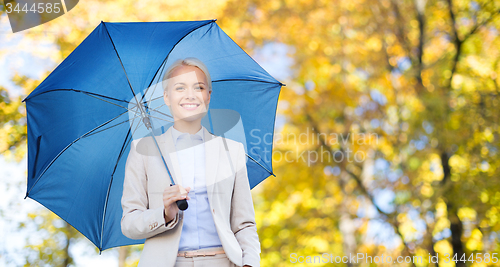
1;0;500;266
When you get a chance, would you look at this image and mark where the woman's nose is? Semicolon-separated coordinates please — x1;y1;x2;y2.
184;88;195;99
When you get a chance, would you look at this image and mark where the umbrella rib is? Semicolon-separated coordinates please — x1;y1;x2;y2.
141;97;174;119
149;106;173;118
141;19;216;102
26;110;129;197
245;153;275;177
99;114;142;251
113;117;141;177
83;114;141;139
81;91;133;113
148;114;173;123
146;95;163;103
23;88;130;104
212;79;285;86
99;172;114;252
143;74;164;110
102;22;146;118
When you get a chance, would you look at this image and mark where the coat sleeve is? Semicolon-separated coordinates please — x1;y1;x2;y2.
121;139;179;240
230;142;261;267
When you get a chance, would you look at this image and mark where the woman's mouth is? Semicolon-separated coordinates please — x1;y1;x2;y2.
180;103;200;110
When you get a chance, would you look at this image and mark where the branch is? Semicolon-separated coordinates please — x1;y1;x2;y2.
414;0;427;92
304;111;417;266
369;2;395;72
463;9;500;42
390;0;414;61
446;0;462;86
343;168;416;267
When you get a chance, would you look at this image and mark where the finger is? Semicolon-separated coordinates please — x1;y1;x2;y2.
164;193;184;201
178;186;188;194
164;184;179;193
165;194;189;204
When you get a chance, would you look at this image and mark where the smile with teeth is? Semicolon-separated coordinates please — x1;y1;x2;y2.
180;103;200;110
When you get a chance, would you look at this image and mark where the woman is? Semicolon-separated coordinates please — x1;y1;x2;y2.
121;58;260;267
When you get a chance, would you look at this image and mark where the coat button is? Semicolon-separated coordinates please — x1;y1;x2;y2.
212;209;215;214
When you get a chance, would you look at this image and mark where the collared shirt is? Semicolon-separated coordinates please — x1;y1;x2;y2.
171;126;222;251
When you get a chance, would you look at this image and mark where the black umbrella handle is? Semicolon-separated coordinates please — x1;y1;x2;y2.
176;199;188;211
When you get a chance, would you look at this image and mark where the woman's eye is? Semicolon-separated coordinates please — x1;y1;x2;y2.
195;86;203;90
176;87;185;90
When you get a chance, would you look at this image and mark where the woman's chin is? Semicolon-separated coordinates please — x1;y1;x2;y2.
175;112;207;123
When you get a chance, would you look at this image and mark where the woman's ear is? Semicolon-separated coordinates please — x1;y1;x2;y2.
163;90;170;106
206;89;212;105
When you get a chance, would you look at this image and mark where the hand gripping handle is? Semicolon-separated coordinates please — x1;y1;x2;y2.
170;184;188;211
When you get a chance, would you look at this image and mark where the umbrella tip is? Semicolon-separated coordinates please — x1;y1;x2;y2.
212;19;217;22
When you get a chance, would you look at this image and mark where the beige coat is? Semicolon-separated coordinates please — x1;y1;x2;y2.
121;126;261;267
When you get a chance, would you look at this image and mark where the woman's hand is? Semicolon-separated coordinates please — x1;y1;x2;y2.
163;185;190;223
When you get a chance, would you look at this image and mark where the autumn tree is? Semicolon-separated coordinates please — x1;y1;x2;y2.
2;0;500;266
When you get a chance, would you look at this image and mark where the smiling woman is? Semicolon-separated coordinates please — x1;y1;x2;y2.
121;58;261;267
162;58;212;134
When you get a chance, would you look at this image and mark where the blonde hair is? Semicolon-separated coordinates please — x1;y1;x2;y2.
162;58;212;92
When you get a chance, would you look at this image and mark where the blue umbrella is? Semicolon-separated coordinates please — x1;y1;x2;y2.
24;20;283;251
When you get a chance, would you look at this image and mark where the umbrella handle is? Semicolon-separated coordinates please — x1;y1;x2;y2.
176;199;188;211
170;184;189;211
170;184;188;210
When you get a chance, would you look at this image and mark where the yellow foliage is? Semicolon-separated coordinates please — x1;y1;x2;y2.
421;183;434;197
458;207;477;222
449;154;468;174
434;240;454;266
466;228;483;252
466;55;493;78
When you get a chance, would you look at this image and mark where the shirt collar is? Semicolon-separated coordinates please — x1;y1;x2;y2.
171;125;205;144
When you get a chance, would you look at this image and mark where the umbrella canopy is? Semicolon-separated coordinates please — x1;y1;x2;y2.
24;20;283;251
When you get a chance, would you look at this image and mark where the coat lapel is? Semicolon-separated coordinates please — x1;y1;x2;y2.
158;127;219;192
158;126;220;197
158;127;183;187
204;127;219;201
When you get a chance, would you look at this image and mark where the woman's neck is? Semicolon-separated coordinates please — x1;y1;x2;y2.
172;120;202;134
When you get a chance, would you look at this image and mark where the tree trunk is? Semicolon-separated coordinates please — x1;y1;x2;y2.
448;204;466;267
62;222;72;267
441;152;466;267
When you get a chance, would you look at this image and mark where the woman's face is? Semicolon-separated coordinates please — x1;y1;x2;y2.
163;65;211;123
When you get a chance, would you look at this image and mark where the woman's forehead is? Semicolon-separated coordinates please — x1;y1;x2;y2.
170;65;207;81
168;72;207;87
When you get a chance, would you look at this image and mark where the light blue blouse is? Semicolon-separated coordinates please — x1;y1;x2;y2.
171;126;223;251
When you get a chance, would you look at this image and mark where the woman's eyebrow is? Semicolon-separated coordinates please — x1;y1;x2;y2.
173;82;205;86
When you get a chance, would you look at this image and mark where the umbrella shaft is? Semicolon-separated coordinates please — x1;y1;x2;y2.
141;115;176;186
